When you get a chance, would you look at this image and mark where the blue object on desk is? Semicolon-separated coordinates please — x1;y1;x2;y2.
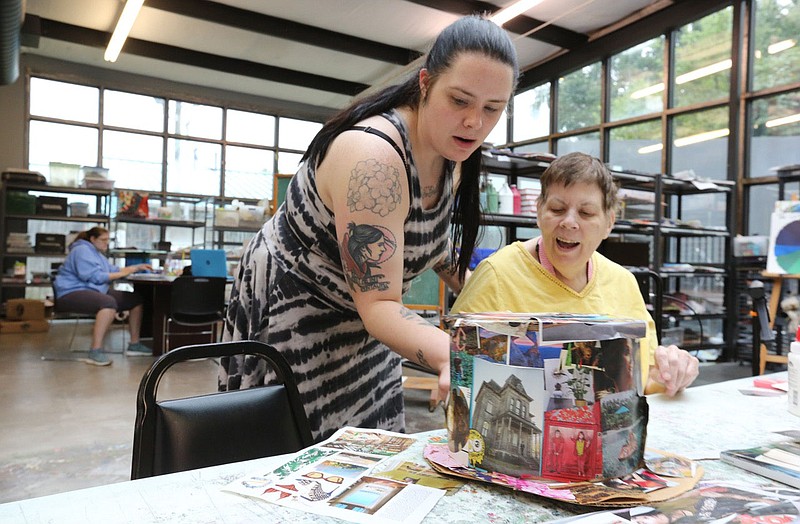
190;249;227;277
125;254;151;273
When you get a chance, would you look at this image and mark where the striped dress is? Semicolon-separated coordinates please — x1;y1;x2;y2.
218;110;454;440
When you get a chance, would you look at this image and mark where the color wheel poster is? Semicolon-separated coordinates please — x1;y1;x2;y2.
767;202;800;274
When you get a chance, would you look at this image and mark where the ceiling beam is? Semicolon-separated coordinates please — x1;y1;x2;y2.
146;0;420;66
25;17;369;96
402;0;588;49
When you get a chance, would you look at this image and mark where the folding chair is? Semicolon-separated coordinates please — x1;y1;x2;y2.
131;340;314;479
162;276;226;351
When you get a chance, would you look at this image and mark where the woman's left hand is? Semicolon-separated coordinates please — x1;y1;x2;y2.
437;361;451;405
649;345;699;396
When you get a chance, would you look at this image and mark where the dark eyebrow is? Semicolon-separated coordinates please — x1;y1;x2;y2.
452;87;508;105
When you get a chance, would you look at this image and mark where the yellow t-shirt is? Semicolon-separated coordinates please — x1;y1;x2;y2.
451;241;657;383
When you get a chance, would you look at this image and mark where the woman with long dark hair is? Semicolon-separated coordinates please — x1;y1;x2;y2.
219;15;519;440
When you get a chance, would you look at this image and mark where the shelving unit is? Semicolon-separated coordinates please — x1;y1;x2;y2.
0;182;112;302
481;153;735;359
211;224;260;260
111;193;211;267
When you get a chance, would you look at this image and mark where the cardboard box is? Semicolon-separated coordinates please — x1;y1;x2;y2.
445;313;648;483
5;298;46;320
0;319;50;333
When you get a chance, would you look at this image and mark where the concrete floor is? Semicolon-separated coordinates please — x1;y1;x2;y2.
0;319;753;504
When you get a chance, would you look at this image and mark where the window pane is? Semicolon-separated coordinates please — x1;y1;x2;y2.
103;130;163;191
610;37;665;121
225;146;274;200
673;7;733;108
168;100;222;139
513;83;550;141
670;193;728;229
671;107;729;180
514;141;549;155
608;120;663;174
167;138;221;195
484;110;508;146
28;121;98;178
555;132;600;157
557;63;601;132
278;152;303;174
747;184;778;235
104;90;165;132
753;0;800;91
749;91;800;178
30;77;99;123
227;109;275;146
278;117;322;151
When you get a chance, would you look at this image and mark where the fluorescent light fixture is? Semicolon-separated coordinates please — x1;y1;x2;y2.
490;0;545;26
766;113;800;128
104;0;145;63
768;39;796;55
675;59;732;85
674;128;729;147
637;144;663;155
630;83;665;100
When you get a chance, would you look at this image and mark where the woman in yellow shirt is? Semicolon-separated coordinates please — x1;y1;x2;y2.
451;152;698;395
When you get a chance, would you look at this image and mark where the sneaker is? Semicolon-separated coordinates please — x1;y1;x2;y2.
126;342;152;357
84;349;112;366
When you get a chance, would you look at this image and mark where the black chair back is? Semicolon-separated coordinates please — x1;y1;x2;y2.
131;340;314;480
169;276;226;324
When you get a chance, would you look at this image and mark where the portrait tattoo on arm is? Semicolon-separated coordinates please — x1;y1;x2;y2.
341;222;397;292
347;159;402;216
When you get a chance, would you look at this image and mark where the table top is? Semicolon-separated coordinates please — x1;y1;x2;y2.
126;273;177;283
2;373;796;524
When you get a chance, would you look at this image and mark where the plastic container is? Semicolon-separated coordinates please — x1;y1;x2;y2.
68;202;89;217
511;184;521;214
789;327;800;417
48;162;80;187
498;183;514;214
485;182;498;213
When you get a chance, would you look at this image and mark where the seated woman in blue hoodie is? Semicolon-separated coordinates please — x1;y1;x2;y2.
53;227;151;366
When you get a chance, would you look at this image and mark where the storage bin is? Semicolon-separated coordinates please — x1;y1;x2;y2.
80;166;110;179
215;208;239;228
68;202;89;217
48;162;81;187
35;233;66;254
734;235;768;257
81;177;115;190
36;196;68;216
238;205;266;223
5;191;36;215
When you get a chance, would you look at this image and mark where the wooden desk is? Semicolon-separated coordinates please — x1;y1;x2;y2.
1;374;792;523
757;272;800;374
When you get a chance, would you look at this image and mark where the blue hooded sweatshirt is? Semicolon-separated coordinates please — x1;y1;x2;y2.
54;239;119;298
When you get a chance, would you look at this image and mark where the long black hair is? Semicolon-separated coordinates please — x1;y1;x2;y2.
302;15;519;282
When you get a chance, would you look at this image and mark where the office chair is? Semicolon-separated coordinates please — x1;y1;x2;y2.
131;340;314;480
162;276;226;352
